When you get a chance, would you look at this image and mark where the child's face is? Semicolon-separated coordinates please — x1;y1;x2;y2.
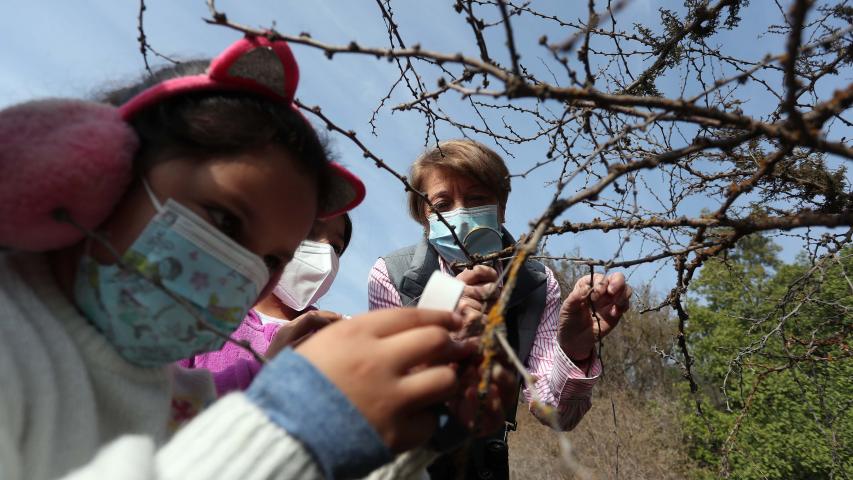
89;144;318;293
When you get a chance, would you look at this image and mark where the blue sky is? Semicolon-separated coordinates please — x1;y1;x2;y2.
2;1;849;315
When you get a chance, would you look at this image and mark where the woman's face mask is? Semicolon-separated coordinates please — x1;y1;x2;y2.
272;240;339;311
427;205;503;263
73;181;269;367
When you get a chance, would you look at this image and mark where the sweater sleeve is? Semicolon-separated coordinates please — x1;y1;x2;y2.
63;395;323;480
2;350;391;480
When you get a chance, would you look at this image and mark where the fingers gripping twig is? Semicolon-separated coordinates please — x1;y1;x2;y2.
475;216;596;476
587;265;606;373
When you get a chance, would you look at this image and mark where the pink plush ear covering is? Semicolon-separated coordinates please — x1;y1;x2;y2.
0;99;137;251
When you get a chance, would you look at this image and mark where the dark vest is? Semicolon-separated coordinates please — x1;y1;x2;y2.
381;231;548;480
381;231;547;364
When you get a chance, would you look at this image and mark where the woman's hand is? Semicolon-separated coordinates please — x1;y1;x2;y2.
453;265;500;340
296;308;477;453
266;310;341;358
558;272;632;361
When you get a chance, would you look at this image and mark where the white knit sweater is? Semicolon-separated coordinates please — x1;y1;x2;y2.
0;253;322;480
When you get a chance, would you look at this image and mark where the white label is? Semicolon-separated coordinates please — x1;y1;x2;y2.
417;271;465;312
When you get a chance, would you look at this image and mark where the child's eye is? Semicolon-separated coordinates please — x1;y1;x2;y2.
205;206;242;240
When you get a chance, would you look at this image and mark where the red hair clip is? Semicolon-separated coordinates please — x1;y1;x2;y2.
120;35;365;219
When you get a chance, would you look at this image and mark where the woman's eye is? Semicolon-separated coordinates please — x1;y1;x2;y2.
263;255;284;272
206;206;242;239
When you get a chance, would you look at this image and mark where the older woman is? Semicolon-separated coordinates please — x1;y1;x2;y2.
368;139;632;479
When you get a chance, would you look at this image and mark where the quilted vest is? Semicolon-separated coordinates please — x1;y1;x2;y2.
381;230;548;365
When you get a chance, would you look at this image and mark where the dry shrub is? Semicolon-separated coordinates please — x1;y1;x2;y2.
509;268;694;479
509;389;691;480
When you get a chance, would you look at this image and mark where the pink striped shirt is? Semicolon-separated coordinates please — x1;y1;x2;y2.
368;257;602;431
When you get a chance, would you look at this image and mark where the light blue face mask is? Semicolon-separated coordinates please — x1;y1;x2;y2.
73;182;269;367
427;204;504;263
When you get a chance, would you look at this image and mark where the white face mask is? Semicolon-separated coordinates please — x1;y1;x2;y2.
273;239;340;311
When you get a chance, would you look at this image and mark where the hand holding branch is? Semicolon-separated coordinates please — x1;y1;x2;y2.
453;264;500;340
558;272;632;361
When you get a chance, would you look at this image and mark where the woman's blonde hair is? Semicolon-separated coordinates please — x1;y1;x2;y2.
407;139;511;225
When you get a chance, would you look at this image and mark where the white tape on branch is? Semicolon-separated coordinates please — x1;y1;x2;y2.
417;271;465;312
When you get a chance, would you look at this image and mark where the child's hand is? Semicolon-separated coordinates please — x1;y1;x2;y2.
296;308;477;453
447;347;518;436
266;310;341;358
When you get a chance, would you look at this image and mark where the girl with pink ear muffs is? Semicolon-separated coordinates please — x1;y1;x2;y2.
0;36;488;480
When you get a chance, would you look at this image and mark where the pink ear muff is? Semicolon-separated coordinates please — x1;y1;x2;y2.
0;99;137;251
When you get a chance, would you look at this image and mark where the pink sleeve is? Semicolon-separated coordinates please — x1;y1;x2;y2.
368;258;404;310
522;266;602;431
210;358;263;396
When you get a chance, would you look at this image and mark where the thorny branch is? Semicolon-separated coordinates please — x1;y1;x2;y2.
293;99;474;262
135;0;180;75
188;0;852;474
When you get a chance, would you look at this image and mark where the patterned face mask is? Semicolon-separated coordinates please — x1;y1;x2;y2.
427;205;504;264
73;182;269;367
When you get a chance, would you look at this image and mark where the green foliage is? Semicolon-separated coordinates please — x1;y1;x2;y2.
541;241;850;478
536;257;694;478
682;236;853;479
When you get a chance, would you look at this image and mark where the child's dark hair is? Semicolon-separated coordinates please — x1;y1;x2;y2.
341;213;353;256
101;60;334;211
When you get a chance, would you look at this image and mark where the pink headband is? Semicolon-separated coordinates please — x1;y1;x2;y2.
0;35;365;252
120;35;365;218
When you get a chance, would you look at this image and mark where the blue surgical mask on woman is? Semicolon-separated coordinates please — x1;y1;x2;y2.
427;204;503;263
73;181;269;367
